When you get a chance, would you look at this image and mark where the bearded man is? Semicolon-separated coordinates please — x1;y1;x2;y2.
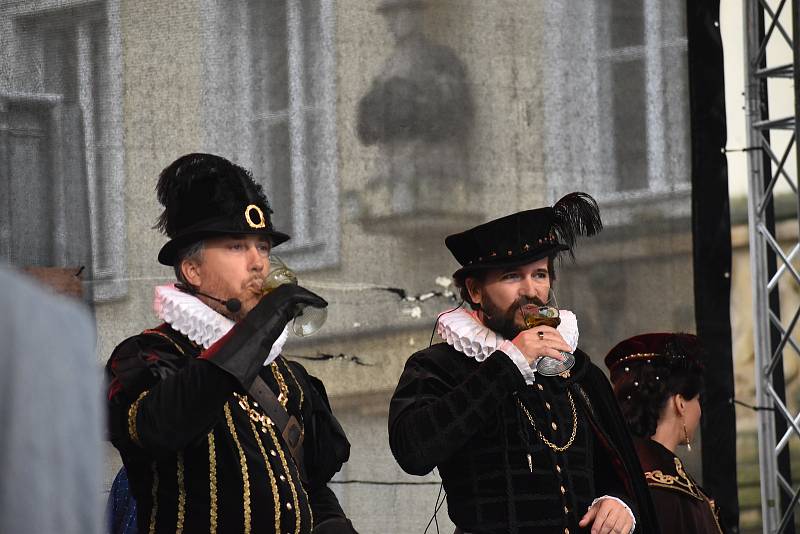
389;193;659;534
106;153;356;534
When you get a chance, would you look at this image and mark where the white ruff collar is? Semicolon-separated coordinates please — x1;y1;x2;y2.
153;284;287;366
437;307;579;361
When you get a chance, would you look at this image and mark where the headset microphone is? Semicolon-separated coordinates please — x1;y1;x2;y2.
175;283;242;313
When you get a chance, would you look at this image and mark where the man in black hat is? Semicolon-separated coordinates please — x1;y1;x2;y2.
389;193;659;534
106;153;357;534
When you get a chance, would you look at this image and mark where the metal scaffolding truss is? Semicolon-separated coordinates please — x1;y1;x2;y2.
744;0;800;532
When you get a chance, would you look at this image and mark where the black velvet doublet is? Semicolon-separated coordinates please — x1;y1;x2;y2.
106;324;350;534
389;343;659;534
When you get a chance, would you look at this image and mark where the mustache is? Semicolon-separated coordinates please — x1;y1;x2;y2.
517;295;548;307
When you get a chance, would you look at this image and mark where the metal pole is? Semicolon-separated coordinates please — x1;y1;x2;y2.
744;0;779;530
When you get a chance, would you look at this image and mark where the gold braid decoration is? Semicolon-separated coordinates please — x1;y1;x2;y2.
271;362;290;408
278;359;305;442
208;433;218;534
607;352;660;372
247;416;282;533
141;329;185;355
128;390;149;447
266;420;305;534
516;391;578;453
148;462;159;534
280;359;304;410
225;403;252;534
176;452;186;534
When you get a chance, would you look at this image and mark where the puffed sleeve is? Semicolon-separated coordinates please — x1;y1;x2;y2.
106;333;239;455
388;348;526;476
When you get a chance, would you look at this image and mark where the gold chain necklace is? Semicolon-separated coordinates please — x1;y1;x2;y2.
516;391;578;453
234;393;273;434
233;361;291;433
271;361;290;408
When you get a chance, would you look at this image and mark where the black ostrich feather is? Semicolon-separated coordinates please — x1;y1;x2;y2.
551;192;603;260
154;153;272;237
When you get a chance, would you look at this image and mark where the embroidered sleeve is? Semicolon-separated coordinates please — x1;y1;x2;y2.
389;349;526;476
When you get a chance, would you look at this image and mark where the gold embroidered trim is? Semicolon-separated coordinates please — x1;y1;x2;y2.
142;329;186;356
148;462;159;534
208;433;218;534
266;420;304;534
128;390;149;447
645;457;703;500
225;403;252;534
247;415;282;533
646;457;724;533
176;452;186;534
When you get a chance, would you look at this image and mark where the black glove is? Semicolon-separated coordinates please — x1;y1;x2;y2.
203;284;327;389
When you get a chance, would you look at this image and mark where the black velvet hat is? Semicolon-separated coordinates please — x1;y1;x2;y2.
445;192;602;280
155;153;290;266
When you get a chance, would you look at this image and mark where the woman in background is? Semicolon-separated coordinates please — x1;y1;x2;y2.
605;333;724;534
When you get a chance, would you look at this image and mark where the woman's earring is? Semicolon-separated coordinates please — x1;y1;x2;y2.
682;420;692;452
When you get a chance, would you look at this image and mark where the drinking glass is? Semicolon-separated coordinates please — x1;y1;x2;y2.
519;288;575;377
262;256;327;337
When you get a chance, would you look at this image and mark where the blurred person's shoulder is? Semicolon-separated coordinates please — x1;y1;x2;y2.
0;264;94;359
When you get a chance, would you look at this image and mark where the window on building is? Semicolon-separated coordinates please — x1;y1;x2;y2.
596;0;690;196
0;0;126;300
200;0;339;272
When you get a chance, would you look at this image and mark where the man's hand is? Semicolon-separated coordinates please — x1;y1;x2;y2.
511;325;573;365
578;498;634;534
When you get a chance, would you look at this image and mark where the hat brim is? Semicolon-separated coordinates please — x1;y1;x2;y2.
158;227;290;266
452;243;568;280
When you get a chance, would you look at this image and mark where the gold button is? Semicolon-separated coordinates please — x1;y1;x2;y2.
537;383;544;390
564;506;569;514
286;502;293;510
556;465;561;473
560;485;566;494
551;422;558;430
564;529;570;534
545;402;551;410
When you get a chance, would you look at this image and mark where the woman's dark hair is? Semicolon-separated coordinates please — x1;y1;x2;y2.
609;335;705;438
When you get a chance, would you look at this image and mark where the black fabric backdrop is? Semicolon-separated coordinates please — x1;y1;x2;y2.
686;1;739;532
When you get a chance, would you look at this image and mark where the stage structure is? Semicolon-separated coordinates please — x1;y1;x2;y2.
745;0;800;532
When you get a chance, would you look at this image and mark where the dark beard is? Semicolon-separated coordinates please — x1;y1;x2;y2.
481;293;546;340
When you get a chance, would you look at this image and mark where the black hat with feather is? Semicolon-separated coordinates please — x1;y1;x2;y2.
155;153;290;266
445;192;602;280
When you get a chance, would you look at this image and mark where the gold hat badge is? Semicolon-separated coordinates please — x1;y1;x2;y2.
244;204;266;229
